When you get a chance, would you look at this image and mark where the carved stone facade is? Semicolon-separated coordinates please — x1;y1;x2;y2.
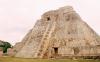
14;6;100;58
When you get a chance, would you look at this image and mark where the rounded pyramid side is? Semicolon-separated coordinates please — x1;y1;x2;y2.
48;6;100;57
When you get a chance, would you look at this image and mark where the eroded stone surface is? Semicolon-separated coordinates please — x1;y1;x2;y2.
14;6;100;58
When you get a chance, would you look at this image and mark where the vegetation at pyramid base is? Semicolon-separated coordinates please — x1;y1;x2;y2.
0;40;12;53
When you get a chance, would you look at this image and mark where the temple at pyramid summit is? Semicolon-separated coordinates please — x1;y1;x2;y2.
14;6;100;59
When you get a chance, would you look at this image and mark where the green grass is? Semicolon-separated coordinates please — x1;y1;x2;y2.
0;57;100;62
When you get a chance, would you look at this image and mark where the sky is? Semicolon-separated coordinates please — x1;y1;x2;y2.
0;0;100;45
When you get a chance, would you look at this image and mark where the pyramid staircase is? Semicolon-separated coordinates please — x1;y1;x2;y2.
37;21;56;58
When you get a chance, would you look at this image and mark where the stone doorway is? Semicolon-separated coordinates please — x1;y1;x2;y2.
54;47;58;54
52;47;59;58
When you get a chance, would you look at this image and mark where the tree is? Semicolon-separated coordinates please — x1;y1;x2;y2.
0;40;12;53
2;42;12;53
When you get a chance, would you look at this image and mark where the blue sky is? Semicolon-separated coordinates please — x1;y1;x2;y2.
0;0;100;45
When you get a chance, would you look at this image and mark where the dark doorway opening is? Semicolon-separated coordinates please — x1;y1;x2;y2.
47;17;50;21
54;47;58;54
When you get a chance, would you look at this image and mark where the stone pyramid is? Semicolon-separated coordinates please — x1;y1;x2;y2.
14;6;100;58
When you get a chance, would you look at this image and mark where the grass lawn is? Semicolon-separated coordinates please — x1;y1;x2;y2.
0;57;100;62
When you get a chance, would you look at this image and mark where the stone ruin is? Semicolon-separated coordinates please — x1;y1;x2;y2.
14;6;100;59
